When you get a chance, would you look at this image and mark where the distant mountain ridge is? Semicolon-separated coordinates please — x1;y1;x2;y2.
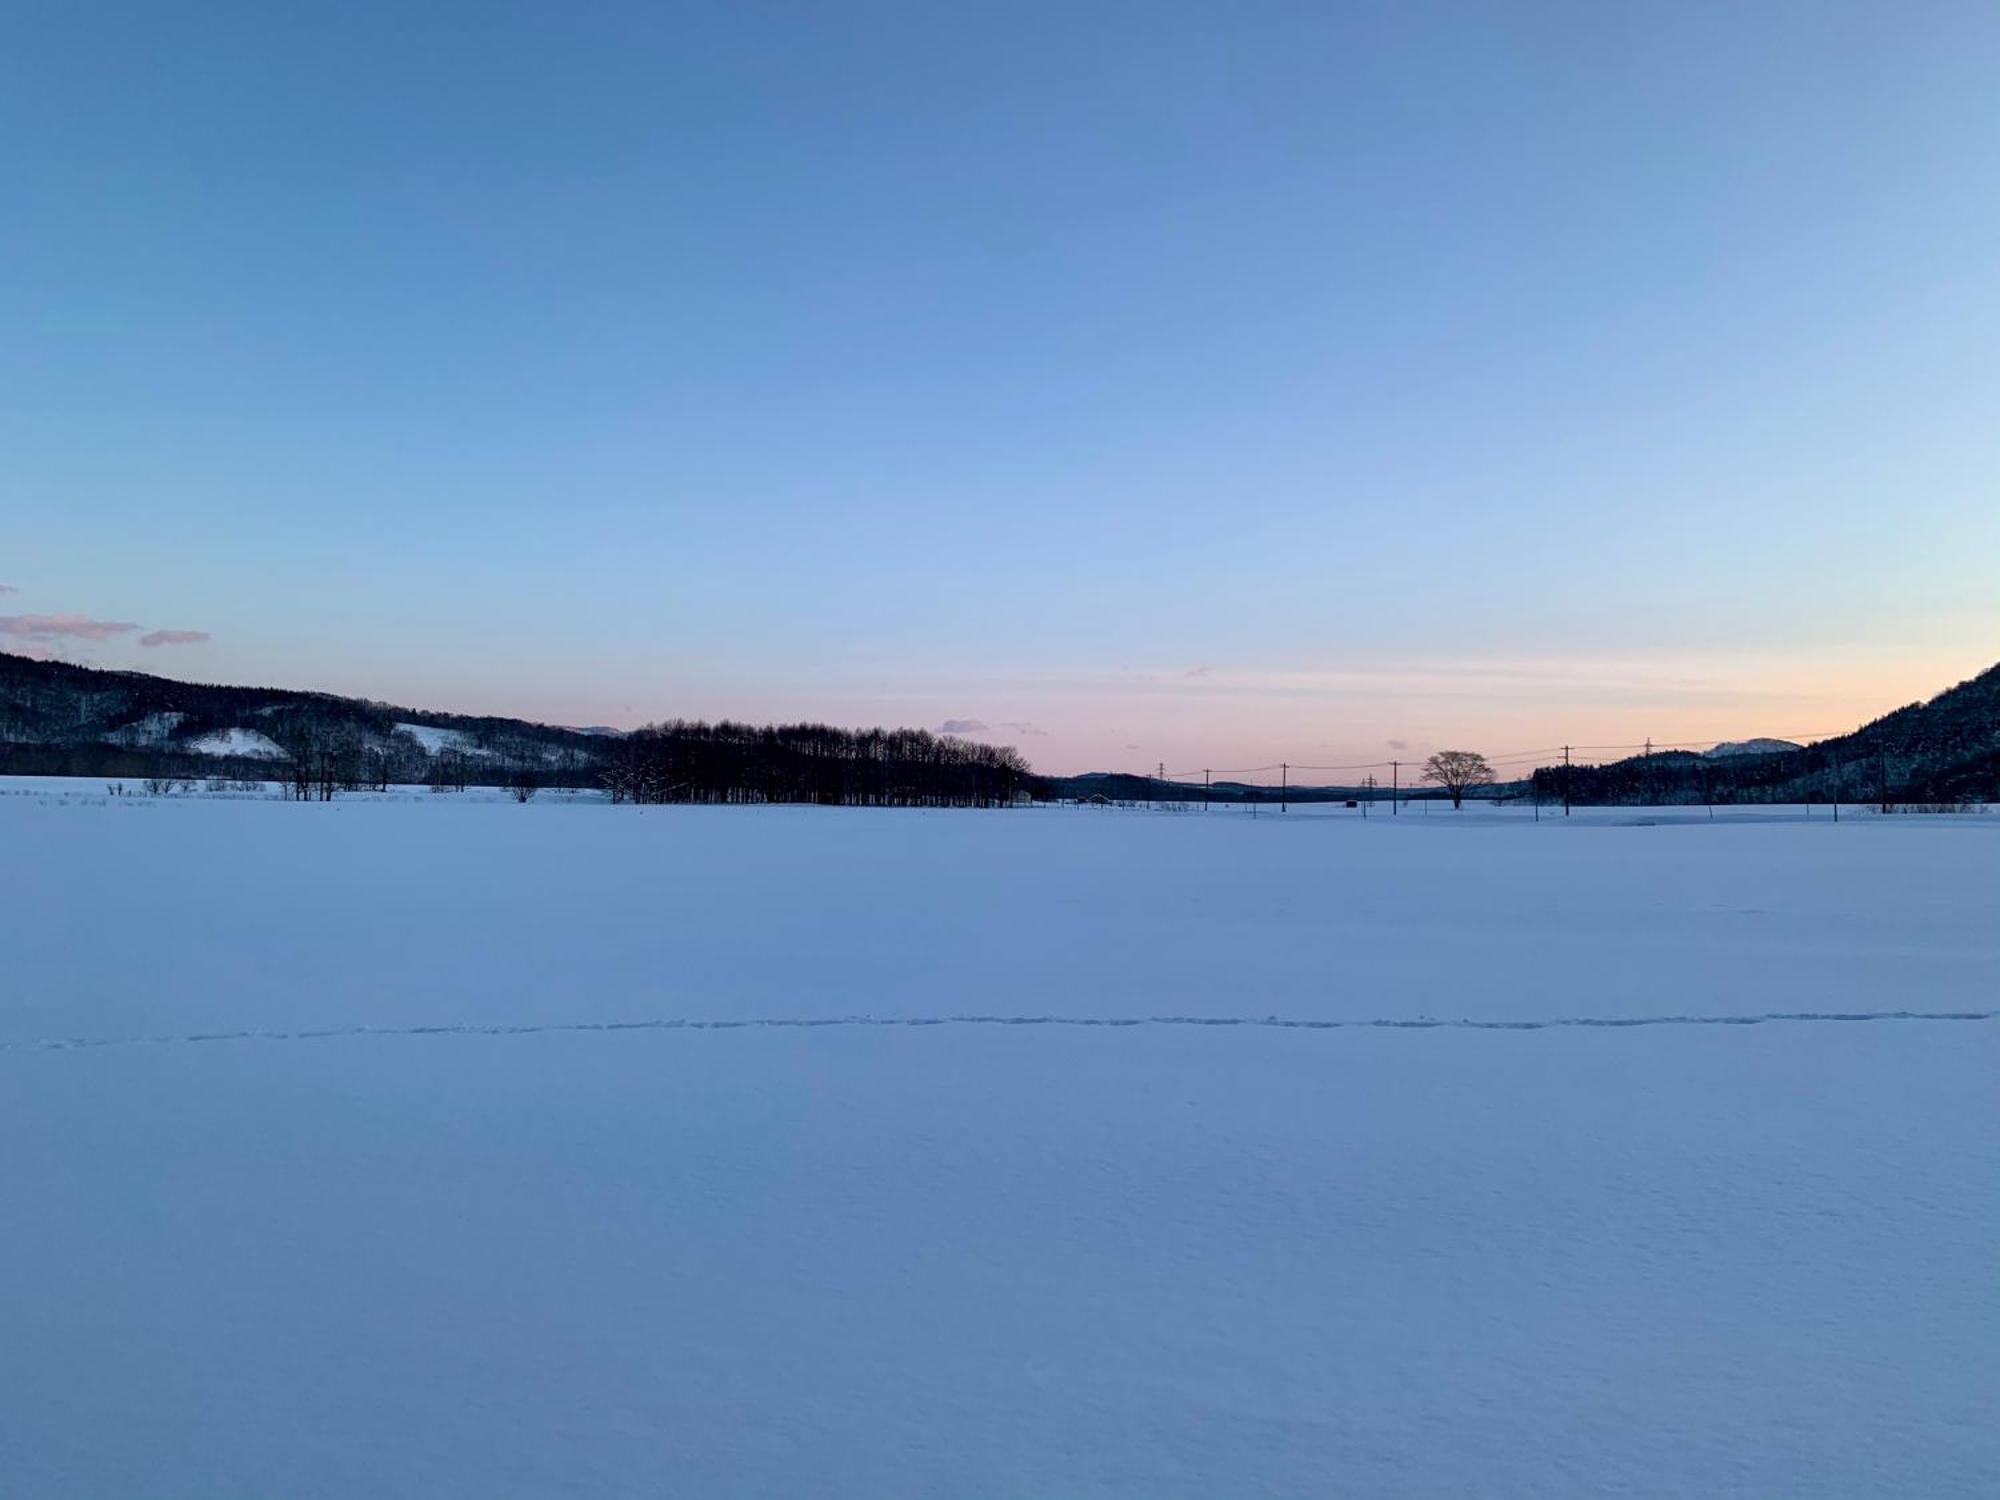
1705;737;1803;759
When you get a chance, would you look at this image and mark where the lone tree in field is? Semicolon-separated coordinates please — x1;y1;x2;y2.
1422;750;1495;809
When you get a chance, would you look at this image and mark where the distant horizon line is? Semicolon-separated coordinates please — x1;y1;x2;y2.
3;645;1988;781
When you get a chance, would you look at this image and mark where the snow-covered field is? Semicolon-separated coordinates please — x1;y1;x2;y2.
3;780;1995;1496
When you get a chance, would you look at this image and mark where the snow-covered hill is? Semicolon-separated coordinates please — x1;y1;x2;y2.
185;727;286;759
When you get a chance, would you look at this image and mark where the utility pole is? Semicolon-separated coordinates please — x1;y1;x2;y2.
1280;762;1288;813
1203;768;1211;811
1391;760;1399;815
1157;762;1167;811
1563;745;1572;816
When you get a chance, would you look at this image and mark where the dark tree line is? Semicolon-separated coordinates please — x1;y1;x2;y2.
0;741;281;781
603;720;1032;807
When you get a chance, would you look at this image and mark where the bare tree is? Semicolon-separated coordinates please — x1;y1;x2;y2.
277;727;320;801
1422;749;1495;810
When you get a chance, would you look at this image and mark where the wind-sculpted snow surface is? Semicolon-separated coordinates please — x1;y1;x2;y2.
0;784;1995;1496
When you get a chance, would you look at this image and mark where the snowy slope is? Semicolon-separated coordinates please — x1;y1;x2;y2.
184;726;286;759
395;722;486;757
0;792;1994;1497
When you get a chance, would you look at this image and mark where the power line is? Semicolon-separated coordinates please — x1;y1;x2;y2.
1151;730;1857;784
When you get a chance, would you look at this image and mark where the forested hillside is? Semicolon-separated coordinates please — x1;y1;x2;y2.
0;652;605;791
1530;661;2000;806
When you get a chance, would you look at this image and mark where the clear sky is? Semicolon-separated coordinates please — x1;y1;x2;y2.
5;1;1996;775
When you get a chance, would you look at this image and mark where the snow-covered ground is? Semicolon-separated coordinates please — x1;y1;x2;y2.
183;726;286;759
2;781;1995;1496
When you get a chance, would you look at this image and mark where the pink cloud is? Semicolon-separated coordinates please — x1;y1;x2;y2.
0;614;140;641
139;629;211;647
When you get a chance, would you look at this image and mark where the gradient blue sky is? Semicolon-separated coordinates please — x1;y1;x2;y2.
5;1;1996;773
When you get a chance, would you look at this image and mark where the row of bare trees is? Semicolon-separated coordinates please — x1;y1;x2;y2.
603;720;1031;807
